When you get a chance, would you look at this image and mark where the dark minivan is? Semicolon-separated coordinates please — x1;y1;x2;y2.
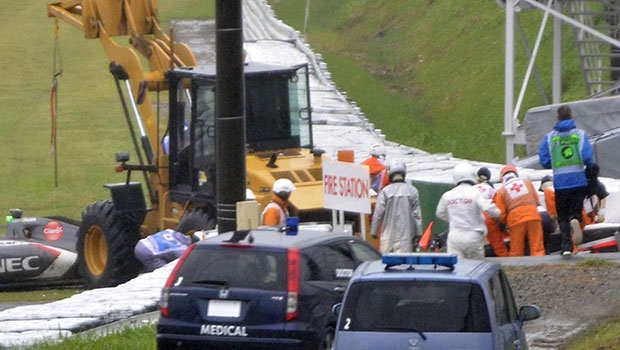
157;228;381;350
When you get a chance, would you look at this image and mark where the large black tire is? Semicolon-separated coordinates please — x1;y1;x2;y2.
76;200;143;289
175;208;216;235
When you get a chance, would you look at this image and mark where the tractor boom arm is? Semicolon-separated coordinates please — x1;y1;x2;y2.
47;0;197;155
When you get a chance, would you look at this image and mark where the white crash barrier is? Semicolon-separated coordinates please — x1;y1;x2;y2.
0;262;175;347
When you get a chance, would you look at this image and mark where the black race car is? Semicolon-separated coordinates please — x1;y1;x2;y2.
1;209;81;289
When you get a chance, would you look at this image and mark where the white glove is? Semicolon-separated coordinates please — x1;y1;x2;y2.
596;208;606;223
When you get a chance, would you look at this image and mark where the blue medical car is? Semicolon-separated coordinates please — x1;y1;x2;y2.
333;253;541;350
156;227;381;350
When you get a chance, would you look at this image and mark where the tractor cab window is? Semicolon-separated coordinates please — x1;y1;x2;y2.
246;65;313;151
289;65;312;148
169;77;216;202
167;63;311;204
170;78;192;189
193;84;216;195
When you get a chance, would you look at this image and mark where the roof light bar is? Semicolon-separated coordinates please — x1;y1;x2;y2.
283;217;299;236
383;253;458;268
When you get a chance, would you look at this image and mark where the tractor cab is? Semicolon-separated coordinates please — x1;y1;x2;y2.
165;62;314;205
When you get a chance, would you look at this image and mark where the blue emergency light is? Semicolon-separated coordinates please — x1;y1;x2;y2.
284;217;299;235
382;253;458;268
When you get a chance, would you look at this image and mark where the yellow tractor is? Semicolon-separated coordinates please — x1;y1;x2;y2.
48;0;328;288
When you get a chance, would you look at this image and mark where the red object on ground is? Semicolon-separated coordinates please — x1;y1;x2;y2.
577;237;618;253
418;221;434;251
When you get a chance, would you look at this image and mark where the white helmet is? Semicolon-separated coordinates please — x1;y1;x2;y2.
387;159;407;181
453;163;476;185
369;143;386;158
273;178;296;194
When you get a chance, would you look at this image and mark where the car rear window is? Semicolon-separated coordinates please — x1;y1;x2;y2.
176;247;287;291
339;281;491;333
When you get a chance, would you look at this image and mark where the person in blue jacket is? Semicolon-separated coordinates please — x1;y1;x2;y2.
538;105;594;257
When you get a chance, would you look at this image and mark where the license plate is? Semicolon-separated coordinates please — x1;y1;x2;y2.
207;300;241;317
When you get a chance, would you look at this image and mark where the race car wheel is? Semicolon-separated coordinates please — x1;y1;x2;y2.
175;207;216;235
76;200;143;289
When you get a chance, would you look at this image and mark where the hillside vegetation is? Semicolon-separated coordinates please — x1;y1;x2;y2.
0;1;587;220
268;0;586;162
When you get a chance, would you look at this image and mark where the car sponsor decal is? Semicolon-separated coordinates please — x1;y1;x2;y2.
43;221;64;241
0;256;39;273
0;243;59;281
200;325;248;337
14;218;37;223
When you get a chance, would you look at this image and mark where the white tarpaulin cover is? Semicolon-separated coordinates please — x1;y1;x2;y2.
523;96;620;179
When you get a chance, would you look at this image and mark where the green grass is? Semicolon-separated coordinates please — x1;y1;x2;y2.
577;258;617;268
32;325;156;350
26;311;620;350
158;0;214;21
0;2;200;347
0;0;213;225
0;289;82;303
268;0;585;162
561;314;620;350
0;1;586;223
25;317;620;350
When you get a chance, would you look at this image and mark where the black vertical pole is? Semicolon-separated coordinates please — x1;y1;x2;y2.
215;0;246;233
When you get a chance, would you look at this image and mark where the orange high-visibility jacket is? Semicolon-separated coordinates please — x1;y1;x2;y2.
544;187;557;217
495;178;540;227
261;194;289;226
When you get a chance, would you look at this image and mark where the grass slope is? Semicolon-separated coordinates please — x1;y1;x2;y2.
0;1;211;220
562;313;620;350
32;325;156;350
268;0;585;162
0;1;586;220
0;288;81;303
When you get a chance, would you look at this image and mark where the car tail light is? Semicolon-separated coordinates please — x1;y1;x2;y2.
160;244;195;317
286;247;300;321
